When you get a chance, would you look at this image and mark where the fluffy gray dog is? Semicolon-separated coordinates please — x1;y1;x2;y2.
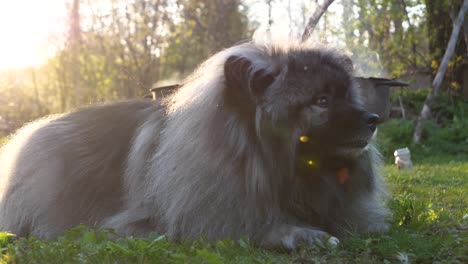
0;41;390;250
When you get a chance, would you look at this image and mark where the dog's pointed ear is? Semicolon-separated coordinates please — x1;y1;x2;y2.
224;55;277;101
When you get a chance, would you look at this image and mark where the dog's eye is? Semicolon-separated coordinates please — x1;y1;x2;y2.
316;95;329;108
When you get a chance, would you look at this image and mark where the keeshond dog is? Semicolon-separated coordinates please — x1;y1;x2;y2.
0;41;390;250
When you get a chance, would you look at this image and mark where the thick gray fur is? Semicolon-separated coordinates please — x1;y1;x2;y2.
0;41;390;250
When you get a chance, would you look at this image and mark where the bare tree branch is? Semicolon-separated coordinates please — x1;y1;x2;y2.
413;0;468;144
464;19;468;53
449;4;468;53
301;0;335;42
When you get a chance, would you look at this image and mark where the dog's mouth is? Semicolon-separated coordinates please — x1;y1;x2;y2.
333;138;371;158
338;140;369;149
297;132;374;159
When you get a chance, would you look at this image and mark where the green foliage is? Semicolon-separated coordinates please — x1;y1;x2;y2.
390;88;468;123
390;89;429;118
376;119;414;162
350;0;428;78
0;226;285;263
378;89;468;163
378;118;468;163
161;0;249;79
0;0;249;128
425;0;466;93
390;192;444;229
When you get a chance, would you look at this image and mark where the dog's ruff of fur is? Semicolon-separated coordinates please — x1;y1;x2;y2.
0;41;390;250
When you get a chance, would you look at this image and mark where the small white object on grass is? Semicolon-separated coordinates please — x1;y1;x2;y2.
394;147;413;170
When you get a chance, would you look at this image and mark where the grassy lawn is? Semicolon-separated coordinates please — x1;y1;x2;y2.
0;156;466;263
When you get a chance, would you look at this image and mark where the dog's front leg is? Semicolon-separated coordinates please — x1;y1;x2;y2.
260;224;340;251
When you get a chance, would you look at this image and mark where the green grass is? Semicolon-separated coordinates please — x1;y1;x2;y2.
1;157;466;263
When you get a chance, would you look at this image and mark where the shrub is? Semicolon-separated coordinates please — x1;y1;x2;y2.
378;90;468;163
377;119;414;163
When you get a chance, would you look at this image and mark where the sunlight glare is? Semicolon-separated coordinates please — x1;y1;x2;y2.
0;0;66;70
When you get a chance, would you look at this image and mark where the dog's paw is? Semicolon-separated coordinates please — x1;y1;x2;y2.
281;226;339;250
326;236;340;247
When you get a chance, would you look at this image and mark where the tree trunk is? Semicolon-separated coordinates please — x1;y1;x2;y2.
452;9;468;53
413;0;468;144
301;0;335;42
342;0;354;47
463;19;468;52
69;0;82;107
30;68;44;116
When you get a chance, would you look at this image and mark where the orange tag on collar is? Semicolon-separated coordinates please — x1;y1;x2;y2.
337;167;349;184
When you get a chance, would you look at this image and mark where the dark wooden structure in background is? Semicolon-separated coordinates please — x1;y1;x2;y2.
149;84;181;100
355;77;408;122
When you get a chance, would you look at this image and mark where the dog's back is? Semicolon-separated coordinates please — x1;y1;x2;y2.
0;100;159;238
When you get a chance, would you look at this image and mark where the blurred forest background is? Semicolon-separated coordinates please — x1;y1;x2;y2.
0;0;467;151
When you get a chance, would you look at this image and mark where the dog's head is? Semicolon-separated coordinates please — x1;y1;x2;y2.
223;45;378;164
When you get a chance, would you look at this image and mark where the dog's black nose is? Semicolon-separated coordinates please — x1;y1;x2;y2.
366;113;379;132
